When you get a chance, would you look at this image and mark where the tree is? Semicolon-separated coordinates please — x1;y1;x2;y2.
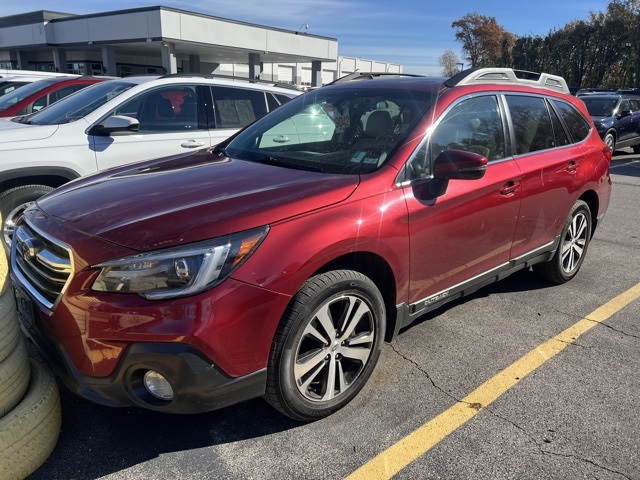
452;13;512;68
439;50;461;76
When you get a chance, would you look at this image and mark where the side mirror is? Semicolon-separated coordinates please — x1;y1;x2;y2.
413;149;487;201
433;149;488;180
617;109;632;119
98;115;140;135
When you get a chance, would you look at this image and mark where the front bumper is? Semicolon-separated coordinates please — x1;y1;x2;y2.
17;304;267;413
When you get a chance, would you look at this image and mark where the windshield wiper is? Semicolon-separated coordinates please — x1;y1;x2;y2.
257;156;327;173
211;144;229;157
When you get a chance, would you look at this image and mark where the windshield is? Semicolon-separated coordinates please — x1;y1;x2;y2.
0;78;58;110
24;81;136;125
582;97;619;117
224;86;437;175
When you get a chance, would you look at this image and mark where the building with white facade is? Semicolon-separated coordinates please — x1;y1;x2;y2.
0;7;402;87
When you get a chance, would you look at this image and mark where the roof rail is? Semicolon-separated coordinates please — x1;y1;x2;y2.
326;71;425;86
158;72;305;91
444;68;569;94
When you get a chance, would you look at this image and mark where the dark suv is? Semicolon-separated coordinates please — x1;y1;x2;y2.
12;68;611;421
580;93;640;152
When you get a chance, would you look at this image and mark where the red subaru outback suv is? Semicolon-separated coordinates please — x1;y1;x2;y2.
12;68;611;420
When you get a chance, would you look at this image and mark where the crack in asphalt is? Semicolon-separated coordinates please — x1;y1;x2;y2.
487;409;633;479
387;342;463;406
388;343;634;479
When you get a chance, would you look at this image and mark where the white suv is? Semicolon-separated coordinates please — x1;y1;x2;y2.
0;75;301;246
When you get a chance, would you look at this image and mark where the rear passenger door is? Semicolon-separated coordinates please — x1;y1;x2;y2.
92;84;211;171
507;95;586;260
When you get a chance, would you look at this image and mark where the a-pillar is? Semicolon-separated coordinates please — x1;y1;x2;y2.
161;42;177;75
248;53;262;80
101;46;117;76
311;60;322;87
52;48;67;73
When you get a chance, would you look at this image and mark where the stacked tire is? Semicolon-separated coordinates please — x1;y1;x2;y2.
0;244;61;480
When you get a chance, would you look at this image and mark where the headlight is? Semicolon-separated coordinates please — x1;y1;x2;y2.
92;226;268;299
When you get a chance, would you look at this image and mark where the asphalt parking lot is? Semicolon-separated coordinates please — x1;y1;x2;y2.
27;153;639;480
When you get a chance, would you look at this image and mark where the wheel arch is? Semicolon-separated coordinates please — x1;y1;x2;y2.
579;189;599;236
312;251;399;342
0;167;80;195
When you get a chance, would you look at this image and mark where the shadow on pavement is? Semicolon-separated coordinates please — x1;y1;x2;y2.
26;355;300;480
610;150;640;178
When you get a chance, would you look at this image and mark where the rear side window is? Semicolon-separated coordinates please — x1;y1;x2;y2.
211;86;268;128
506;96;554;154
552;100;591;143
548;103;570;147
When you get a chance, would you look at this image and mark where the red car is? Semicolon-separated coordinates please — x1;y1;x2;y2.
12;68;611;420
0;76;104;117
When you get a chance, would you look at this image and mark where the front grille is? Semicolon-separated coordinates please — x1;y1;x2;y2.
12;220;73;310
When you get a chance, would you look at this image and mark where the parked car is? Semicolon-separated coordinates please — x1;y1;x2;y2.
0;74;301;248
11;68;611;421
580;93;640;151
0;75;79;98
0;76;104;118
0;69;76;79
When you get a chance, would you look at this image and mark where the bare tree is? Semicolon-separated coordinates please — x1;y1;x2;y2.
439;50;461;76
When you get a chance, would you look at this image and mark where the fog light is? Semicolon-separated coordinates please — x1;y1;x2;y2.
143;370;174;401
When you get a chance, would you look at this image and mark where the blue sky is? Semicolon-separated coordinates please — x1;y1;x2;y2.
3;0;609;74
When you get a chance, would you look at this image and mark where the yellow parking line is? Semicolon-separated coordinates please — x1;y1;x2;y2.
346;282;640;480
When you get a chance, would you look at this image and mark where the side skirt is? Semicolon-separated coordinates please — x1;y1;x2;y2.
392;238;560;337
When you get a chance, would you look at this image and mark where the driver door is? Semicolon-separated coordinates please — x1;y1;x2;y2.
402;95;522;305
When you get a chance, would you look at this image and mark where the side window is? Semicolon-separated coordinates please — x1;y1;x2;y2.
408;95;504;179
630;99;640;111
31;95;48;112
506;96;554;154
266;93;280;111
618;99;632;113
211;86;268;128
552;100;591;143
275;94;293;105
50;85;84;104
113;86;199;133
548;102;570;147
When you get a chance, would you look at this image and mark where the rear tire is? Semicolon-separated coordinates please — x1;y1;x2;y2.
534;200;592;284
266;270;385;421
0;185;54;252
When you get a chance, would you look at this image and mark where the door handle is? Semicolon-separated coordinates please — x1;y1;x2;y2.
181;140;206;148
566;161;579;173
500;181;520;196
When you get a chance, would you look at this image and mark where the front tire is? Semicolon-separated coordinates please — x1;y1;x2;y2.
534;200;592;284
266;270;385;421
0;185;54;251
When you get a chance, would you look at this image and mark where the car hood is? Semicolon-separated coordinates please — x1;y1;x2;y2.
38;149;359;251
0;121;58;142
